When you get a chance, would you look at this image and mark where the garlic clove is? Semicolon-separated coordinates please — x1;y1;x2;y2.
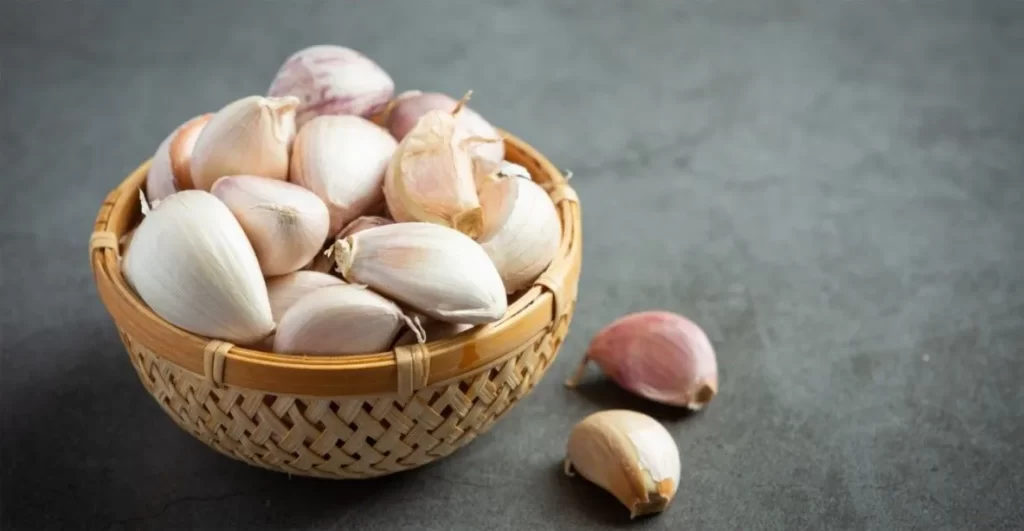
190;95;299;191
145;113;212;201
478;176;561;293
266;270;346;323
384;91;504;164
393;317;474;347
211;175;331;276
565;410;681;519
272;284;415;355
566;311;719;410
122;190;275;344
290;115;397;234
267;45;395;127
335;215;393;239
330;222;507;324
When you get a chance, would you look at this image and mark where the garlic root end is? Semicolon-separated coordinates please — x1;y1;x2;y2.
452;207;484;240
330;238;356;280
687;382;718;411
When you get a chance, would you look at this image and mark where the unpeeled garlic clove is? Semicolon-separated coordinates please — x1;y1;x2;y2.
122;190;275;344
384;91;504;164
145;113;212;202
566;311;719;410
266;270;346;323
190;95;299;191
290;115;397;234
272;284;418;355
565;410;681;519
335;215;394;239
394;317;474;347
330;222;507;324
478;175;561;293
267;45;395;128
211;175;331;276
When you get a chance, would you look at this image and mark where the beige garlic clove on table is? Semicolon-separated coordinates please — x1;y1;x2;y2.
145;113;211;202
290;115;397;235
189;95;299;191
565;410;681;519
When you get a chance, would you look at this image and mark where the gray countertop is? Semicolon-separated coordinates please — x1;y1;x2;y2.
2;1;1023;529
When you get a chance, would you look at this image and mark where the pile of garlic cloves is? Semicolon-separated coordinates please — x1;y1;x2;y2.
124;44;562;354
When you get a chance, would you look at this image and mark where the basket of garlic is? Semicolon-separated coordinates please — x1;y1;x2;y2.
89;45;581;479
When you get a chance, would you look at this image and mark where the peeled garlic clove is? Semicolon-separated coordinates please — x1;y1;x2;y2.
266;270;346;323
336;215;393;239
331;222;507;324
565;410;681;519
273;284;415;355
145;113;212;201
383;102;494;238
385;91;504;164
394;317;474;347
290;115;397;234
478;176;561;293
211;175;330;276
190;95;299;191
122;190;275;344
267;45;395;127
566;311;719;410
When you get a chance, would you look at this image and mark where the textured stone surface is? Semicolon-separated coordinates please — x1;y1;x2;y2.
2;0;1022;529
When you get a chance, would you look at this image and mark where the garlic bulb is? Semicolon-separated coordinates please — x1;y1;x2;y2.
190;95;299;191
267;44;395;127
394;318;474;347
385;91;504;164
330;222;507;324
565;410;681;519
273;284;418;355
383;98;497;239
145;113;211;202
290;115;397;234
336;215;393;239
122;190;275;344
211;175;330;276
566;311;719;410
266;270;346;323
478;176;561;293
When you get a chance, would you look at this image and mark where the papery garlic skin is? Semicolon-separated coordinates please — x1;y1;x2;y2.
267;45;395;127
190;95;299;191
331;222;507;324
565;410;681;519
394;318;474;347
272;284;412;355
479;176;561;292
266;271;346;323
290;115;397;234
145;113;212;201
122;190;275;344
383;109;487;239
567;311;719;410
385;91;504;164
211;175;330;276
336;215;393;239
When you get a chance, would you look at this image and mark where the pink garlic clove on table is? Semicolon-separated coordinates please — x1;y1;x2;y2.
566;311;719;410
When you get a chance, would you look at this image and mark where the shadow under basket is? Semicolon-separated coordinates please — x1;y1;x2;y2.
89;130;582;479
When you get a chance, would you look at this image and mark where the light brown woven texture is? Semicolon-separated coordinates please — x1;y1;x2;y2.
90;130;582;479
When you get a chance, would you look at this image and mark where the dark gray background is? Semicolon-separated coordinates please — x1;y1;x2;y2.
2;0;1023;529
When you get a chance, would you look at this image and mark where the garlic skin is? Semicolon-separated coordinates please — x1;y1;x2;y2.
272;284;416;355
190;95;299;191
565;410;681;519
267;45;395;127
478;176;561;292
211;175;330;276
566;311;719;410
394;318;474;347
336;215;393;239
330;222;507;324
385;91;504;164
290;115;397;234
146;113;212;202
266;271;346;323
383;106;494;239
122;190;275;344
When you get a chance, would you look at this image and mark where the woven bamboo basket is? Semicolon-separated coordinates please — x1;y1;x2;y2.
89;129;581;479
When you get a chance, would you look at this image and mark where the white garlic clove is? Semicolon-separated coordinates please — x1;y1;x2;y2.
330;222;507;324
335;215;393;239
476;173;519;244
566;311;719;410
478;176;561;293
565;410;681;519
290;115;397;235
145;113;212;201
384;91;504;165
393;317;474;347
272;284;416;355
267;45;395;127
189;95;299;191
122;190;275;344
266;270;346;323
211;175;331;277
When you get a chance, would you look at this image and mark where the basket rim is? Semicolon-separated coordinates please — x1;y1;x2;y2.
90;127;582;397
